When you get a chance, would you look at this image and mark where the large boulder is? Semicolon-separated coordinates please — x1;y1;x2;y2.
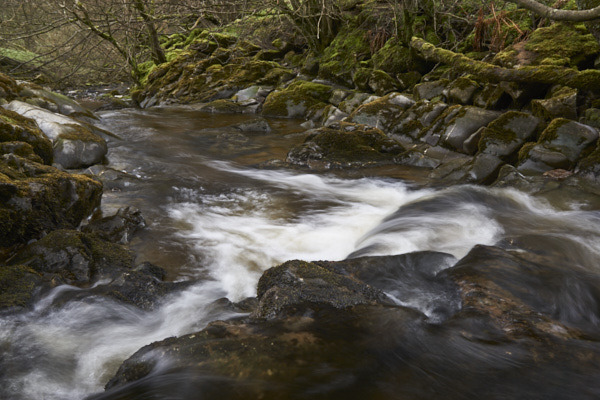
261;80;333;119
285;122;405;169
347;92;415;132
0;154;102;250
3;100;107;168
98;248;600;399
0;107;53;164
421;105;501;152
474;111;541;159
518;118;599;174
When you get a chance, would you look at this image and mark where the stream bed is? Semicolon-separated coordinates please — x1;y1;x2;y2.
2;107;600;399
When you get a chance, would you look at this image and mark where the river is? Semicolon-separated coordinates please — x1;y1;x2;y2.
1;107;600;399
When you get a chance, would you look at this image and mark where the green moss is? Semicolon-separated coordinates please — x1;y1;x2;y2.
262;80;333;118
0;265;41;309
56;124;105;143
524;22;600;68
539;118;572;142
318;26;371;86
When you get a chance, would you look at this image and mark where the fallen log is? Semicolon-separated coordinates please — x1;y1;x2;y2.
410;36;600;91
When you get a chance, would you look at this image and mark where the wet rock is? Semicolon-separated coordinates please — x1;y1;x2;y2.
253;259;389;319
347;93;415;132
422;105;501;152
0;155;102;249
413;79;449;101
286;122;405;169
390;100;449;141
83;206;145;244
9;229;134;286
531;87;578;121
445;244;600;336
3;100;107;168
476;111;541;159
518;118;598;173
229;117;272;133
444;76;480;105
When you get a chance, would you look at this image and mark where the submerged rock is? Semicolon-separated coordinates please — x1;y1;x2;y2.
83;206;146;244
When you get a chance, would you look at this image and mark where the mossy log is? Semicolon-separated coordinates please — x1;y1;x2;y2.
410;37;600;91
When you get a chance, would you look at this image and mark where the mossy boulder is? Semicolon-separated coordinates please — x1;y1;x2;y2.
493;22;600;69
8;229;188;310
4;100;107;168
531;87;578;121
372;37;428;75
518;118;599;173
444;76;480;105
476;111;541;159
0;264;42;311
0;154;102;250
423;105;501;153
347;93;415;132
9;229;133;286
286;122;405;169
318;26;371;87
0;107;52;164
262;80;333;119
353;68;400;95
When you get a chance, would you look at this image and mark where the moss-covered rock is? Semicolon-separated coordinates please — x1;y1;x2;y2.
286;122;405;169
0;107;53;164
444;76;480;105
372;37;429;76
4;100;107;168
347;93;415;132
9;229;133;286
477;111;541;159
0;264;42;310
317;26;371;87
517;118;599;174
0;155;102;250
493;22;600;70
262;80;333;118
531;87;578;121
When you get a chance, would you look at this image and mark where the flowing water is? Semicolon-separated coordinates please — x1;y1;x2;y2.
2;107;600;399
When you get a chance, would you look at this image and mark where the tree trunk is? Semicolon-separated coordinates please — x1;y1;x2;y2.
133;0;167;65
410;37;600;91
